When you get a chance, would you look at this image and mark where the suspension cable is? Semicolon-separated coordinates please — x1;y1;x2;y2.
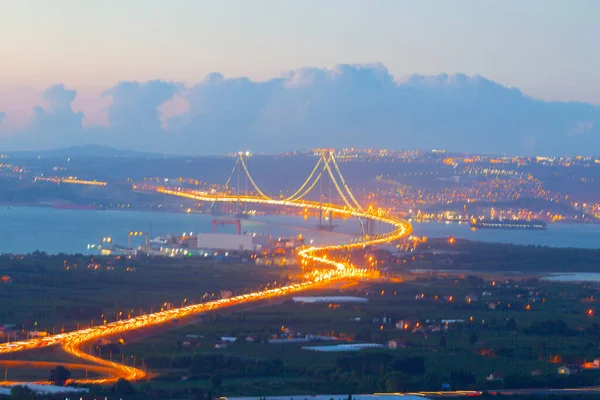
239;155;270;199
323;155;354;209
209;157;239;210
289;156;328;201
284;156;323;201
330;153;363;210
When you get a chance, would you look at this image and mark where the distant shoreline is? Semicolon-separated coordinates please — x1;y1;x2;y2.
1;202;597;225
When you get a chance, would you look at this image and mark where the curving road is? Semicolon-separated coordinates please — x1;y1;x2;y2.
0;187;412;384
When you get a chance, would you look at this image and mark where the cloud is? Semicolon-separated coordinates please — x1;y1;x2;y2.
32;84;83;132
103;80;180;135
3;84;86;150
87;80;179;151
167;73;280;153
1;64;599;155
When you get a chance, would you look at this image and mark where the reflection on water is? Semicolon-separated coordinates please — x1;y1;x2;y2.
543;273;600;282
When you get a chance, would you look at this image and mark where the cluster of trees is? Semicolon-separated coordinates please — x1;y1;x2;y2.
146;353;284;379
524;319;576;336
420;241;600;273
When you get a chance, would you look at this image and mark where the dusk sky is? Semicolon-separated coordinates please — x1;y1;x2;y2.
0;0;598;155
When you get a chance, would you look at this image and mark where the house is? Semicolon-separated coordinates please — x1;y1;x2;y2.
465;294;479;303
486;373;504;381
582;359;600;369
487;302;497;310
215;342;228;349
1;276;12;283
387;339;407;349
245;336;255;343
396;320;411;330
477;347;495;357
558;366;576;375
182;334;201;346
220;336;237;342
531;370;543;376
441;319;464;325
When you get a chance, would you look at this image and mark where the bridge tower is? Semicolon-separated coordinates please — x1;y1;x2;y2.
235;152;250;219
317;160;336;231
210;202;223;215
364;218;378;236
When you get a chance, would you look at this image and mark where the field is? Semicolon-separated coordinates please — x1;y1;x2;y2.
0;253;300;337
105;272;600;398
3;245;600;399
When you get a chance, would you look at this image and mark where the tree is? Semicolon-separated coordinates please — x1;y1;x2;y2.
385;372;405;392
535;340;547;360
392;357;426;375
114;378;135;395
10;385;35;400
469;332;479;344
49;365;71;386
506;317;517;331
210;375;223;388
450;370;475;389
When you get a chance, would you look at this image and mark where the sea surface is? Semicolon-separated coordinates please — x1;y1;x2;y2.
0;206;359;254
543;273;600;282
411;220;600;249
0;206;598;254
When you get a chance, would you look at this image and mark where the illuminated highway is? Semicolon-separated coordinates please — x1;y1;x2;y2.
0;153;412;385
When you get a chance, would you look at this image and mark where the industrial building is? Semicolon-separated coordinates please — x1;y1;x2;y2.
196;232;255;251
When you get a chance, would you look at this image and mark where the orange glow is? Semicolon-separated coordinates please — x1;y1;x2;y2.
0;154;413;386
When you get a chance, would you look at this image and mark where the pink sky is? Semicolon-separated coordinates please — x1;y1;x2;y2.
0;85;188;133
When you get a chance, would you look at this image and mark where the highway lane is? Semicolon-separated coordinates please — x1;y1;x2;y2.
0;189;412;384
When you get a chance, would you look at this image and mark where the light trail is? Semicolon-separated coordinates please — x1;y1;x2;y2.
34;176;107;186
0;164;412;385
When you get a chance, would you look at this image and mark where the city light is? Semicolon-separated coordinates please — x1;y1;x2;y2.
0;153;412;385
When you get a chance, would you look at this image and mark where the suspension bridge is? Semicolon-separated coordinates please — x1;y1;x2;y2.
0;151;412;385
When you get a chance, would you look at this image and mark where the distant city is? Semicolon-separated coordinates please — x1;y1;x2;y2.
2;146;598;226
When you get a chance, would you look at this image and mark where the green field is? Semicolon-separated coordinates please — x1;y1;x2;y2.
3;246;600;399
0;253;300;333
105;273;600;398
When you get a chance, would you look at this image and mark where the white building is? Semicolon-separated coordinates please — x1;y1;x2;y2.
292;296;369;304
302;343;385;352
196;233;254;251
